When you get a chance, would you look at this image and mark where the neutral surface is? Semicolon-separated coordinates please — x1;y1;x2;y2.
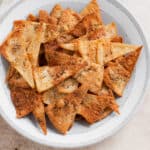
0;0;150;150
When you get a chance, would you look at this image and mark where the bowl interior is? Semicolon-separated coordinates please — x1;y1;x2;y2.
0;0;148;148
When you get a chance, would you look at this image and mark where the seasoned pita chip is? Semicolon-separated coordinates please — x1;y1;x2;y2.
75;63;103;94
14;20;59;64
34;62;87;92
13;20;44;67
33;96;47;134
0;30;34;88
80;0;102;23
39;10;57;25
61;39;105;64
115;47;142;72
104;47;142;96
50;4;64;22
58;8;81;34
71;13;102;37
57;78;79;93
27;14;38;22
77;93;119;123
42;88;66;104
44;48;84;66
6;67;29;88
104;62;130;96
104;43;142;64
45;85;88;134
10;87;39;118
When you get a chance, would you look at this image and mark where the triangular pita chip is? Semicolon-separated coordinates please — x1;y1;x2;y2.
33;96;47;134
104;62;130;96
34;62;87;92
71;13;102;37
115;47;142;72
45;85;88;134
80;0;103;23
77;93;119;123
0;30;34;88
104;42;142;63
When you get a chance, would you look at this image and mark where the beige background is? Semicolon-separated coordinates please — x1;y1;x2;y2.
0;0;150;150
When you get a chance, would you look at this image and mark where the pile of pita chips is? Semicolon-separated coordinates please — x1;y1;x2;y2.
0;0;142;135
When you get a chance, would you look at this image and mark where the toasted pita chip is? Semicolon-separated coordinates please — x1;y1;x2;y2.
0;30;35;88
77;93;119;123
104;42;142;64
57;78;79;93
13;20;44;67
34;62;87;92
27;14;38;22
14;20;59;64
10;87;39;118
75;63;103;94
71;13;102;37
61;39;105;64
33;96;47;134
6;67;29;88
39;10;57;25
115;47;142;72
50;4;64;22
80;0;102;23
104;62;130;96
45;85;88;134
44;48;84;66
58;8;81;34
42;88;66;104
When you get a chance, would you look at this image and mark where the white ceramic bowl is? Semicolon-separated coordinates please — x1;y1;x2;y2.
0;0;149;148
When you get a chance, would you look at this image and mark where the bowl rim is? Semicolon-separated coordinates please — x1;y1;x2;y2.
0;0;149;148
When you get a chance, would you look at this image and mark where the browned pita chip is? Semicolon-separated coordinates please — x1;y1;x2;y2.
58;8;81;34
104;42;142;64
104;48;142;96
77;93;119;123
80;0;103;24
33;96;47;134
71;13;102;37
115;47;142;72
45;85;88;134
74;63;103;94
44;48;84;66
61;39;105;64
104;62;130;96
57;78;79;93
34;62;87;92
0;30;35;88
10;87;39;118
13;20;44;67
6;67;29;88
39;10;57;25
